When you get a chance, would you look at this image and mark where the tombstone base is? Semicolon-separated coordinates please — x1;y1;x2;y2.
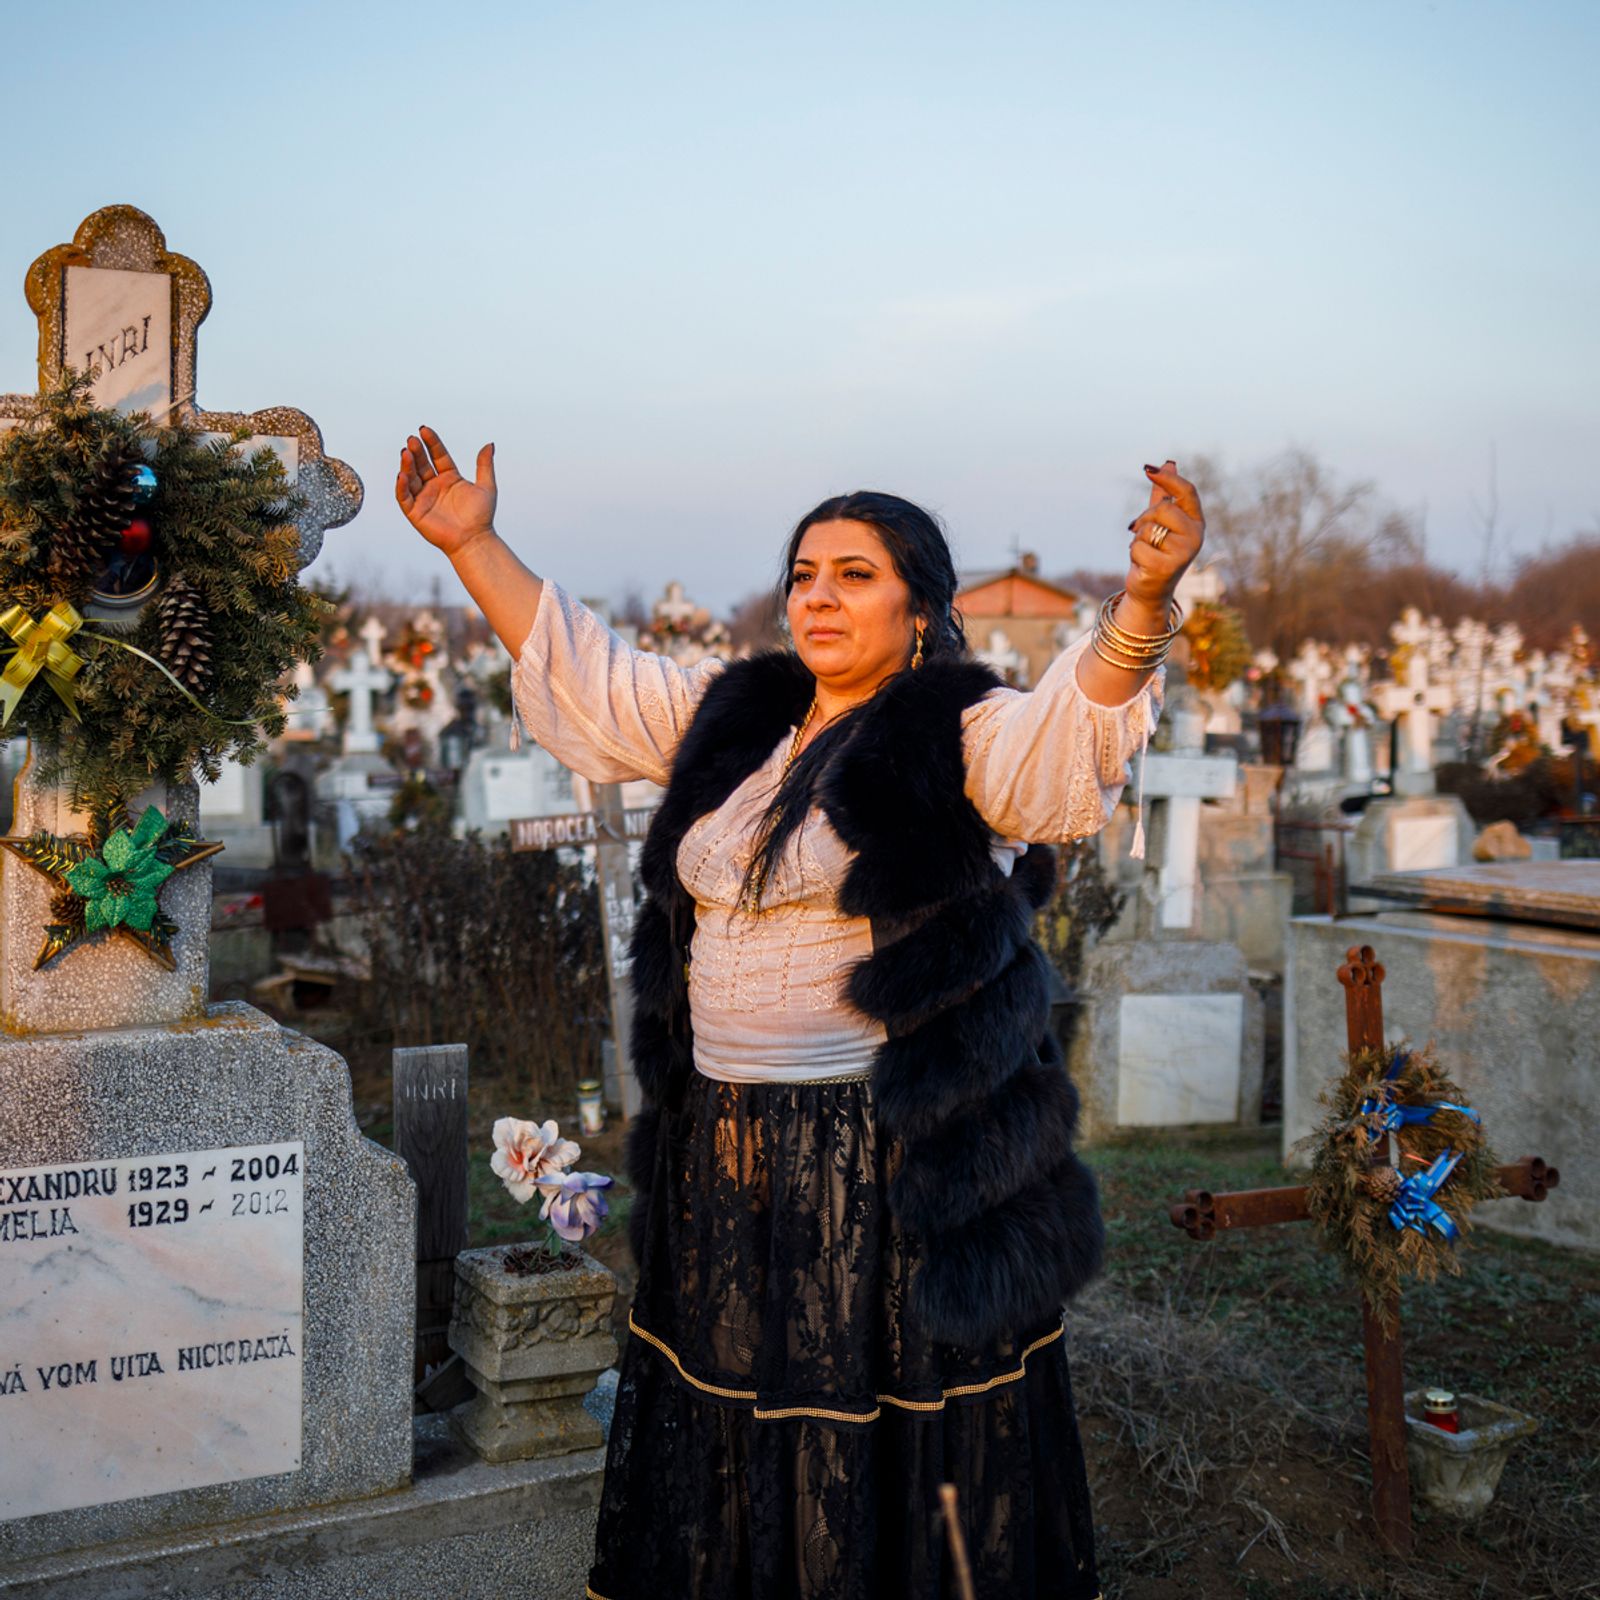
1347;794;1475;906
0;1005;413;1564
0;1415;606;1600
1069;938;1265;1141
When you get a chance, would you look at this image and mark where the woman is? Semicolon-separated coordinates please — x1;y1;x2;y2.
396;433;1203;1600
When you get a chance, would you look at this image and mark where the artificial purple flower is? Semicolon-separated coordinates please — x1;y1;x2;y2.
533;1170;615;1243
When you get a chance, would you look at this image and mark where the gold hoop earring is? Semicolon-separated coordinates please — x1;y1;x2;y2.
911;620;925;671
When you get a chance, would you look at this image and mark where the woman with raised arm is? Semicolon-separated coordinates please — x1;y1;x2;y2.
396;430;1203;1600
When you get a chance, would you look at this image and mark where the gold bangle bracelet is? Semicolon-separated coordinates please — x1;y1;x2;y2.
1096;626;1174;660
1093;617;1174;660
1090;632;1172;673
1099;591;1184;643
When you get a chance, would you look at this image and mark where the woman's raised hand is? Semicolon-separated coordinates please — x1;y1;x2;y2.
396;426;498;557
1125;460;1205;610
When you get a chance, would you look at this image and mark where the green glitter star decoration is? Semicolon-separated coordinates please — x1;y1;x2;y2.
0;795;223;971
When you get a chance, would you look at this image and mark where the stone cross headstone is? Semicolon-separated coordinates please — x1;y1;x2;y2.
977;626;1028;687
332;619;393;756
0;205;360;564
1326;666;1377;786
1376;640;1452;784
0;208;412;1572
652;580;698;632
1139;702;1239;931
1529;651;1574;751
1288;641;1335;718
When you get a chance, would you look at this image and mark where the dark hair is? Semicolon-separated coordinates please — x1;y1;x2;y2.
741;491;968;909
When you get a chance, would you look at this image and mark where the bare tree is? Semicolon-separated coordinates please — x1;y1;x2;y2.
1192;449;1422;658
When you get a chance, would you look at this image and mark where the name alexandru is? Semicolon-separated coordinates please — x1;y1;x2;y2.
0;1163;119;1242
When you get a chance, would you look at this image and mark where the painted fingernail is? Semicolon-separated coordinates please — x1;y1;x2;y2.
1127;520;1138;532
1143;463;1160;475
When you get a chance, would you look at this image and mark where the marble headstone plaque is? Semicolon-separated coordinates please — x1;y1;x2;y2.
1116;993;1244;1125
63;266;173;417
0;1140;304;1520
1390;813;1456;872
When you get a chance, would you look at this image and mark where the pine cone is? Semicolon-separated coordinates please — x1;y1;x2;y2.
155;576;213;693
51;449;140;582
1361;1167;1402;1204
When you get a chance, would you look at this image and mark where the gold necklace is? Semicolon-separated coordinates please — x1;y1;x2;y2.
784;697;819;773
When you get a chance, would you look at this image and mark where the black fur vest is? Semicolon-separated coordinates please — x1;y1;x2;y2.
624;649;1104;1347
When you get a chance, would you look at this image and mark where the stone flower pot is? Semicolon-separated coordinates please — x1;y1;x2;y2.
1403;1389;1540;1517
448;1242;618;1465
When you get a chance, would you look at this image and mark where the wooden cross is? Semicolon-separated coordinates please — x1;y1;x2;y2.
508;785;657;1121
1168;944;1562;1555
393;1043;469;1394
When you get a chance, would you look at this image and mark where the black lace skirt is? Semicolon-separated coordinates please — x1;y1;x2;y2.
586;1071;1100;1600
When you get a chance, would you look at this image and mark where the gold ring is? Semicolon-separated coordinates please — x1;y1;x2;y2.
1144;525;1170;550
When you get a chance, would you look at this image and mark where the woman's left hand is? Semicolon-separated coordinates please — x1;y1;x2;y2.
1124;459;1205;610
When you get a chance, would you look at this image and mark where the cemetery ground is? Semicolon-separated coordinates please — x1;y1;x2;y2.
310;1026;1600;1600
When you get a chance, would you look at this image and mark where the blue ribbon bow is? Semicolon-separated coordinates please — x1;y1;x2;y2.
1388;1149;1464;1241
1358;1050;1481;1142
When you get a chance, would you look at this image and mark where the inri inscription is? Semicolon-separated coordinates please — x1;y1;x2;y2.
0;1140;305;1520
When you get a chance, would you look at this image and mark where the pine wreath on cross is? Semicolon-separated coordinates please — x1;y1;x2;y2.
155;575;214;693
49;445;140;584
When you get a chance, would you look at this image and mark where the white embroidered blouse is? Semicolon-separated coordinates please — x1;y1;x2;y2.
512;580;1163;1084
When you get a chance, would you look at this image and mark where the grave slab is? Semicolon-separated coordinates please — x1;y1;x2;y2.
0;1418;605;1600
0;1005;414;1565
1070;939;1265;1141
1346;794;1475;906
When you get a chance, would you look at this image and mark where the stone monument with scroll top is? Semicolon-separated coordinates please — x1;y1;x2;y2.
0;206;417;1584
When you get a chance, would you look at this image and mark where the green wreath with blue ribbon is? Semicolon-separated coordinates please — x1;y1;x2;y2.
0;371;326;804
1295;1040;1501;1332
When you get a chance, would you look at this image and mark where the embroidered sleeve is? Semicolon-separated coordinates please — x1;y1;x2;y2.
960;632;1165;846
510;580;725;785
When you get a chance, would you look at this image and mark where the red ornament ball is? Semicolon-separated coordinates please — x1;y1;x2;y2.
119;518;153;557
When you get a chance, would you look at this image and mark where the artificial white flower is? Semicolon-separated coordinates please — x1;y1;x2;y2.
490;1117;581;1205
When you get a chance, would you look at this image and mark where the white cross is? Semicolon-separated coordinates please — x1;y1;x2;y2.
1326;666;1377;783
1138;704;1238;931
1532;651;1576;749
333;620;393;755
978;627;1028;686
1373;649;1452;778
1451;618;1491;719
654;581;698;631
1391;606;1432;654
1288;641;1334;717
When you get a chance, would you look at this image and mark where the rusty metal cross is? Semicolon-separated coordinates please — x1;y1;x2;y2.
1167;944;1561;1556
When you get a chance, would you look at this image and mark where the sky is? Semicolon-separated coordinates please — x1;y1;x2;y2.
1;0;1596;613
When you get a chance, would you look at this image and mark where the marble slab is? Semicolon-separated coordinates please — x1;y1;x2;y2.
0;1140;304;1519
1391;813;1457;872
1116;993;1244;1125
63;267;172;418
1365;860;1600;929
0;1006;413;1565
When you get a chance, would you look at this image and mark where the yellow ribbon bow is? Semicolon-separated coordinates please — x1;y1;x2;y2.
0;601;87;726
